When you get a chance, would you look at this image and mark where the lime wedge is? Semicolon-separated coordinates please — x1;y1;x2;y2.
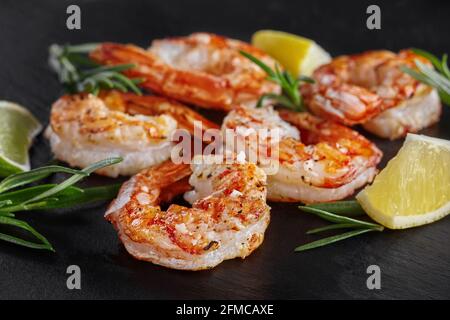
0;101;42;177
252;30;331;76
356;134;450;229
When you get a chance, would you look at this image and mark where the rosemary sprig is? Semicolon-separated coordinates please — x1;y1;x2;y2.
0;184;121;213
239;50;314;111
295;201;384;252
306;223;364;235
400;48;450;105
26;184;121;211
0;185;84;212
0;165;86;194
295;229;377;252
0;158;122;251
0;216;54;251
305;200;366;217
49;43;143;95
21;158;121;205
299;206;383;230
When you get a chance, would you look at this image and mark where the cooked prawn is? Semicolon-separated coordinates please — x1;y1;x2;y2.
222;106;382;203
45;90;218;177
302;49;441;139
105;155;270;270
90;33;280;111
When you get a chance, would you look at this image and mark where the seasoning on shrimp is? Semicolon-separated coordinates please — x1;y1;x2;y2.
45;90;218;177
222;106;382;203
302;50;441;139
105;155;270;270
90;33;280;111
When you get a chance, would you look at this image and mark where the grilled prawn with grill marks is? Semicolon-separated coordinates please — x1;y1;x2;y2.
90;33;280;111
302;49;441;139
45;90;218;177
222;106;382;203
105;155;270;270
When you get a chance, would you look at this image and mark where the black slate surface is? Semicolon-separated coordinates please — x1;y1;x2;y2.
0;0;449;299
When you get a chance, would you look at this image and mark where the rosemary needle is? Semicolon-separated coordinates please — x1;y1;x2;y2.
0;216;54;251
0;158;122;251
21;157;121;205
295;228;377;252
401;48;450;105
240;50;313;111
298;205;383;230
296;202;384;252
0;165;86;194
306;223;364;235
305;200;366;217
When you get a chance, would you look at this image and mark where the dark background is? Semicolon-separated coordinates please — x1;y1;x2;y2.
0;0;449;299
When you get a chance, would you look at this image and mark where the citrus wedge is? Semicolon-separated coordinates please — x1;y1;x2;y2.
356;134;450;229
0;101;42;177
251;30;331;76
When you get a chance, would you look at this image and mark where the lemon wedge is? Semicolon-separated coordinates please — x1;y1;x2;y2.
251;30;331;76
0;101;42;177
356;134;450;229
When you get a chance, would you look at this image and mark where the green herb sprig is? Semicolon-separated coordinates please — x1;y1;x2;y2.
295;200;384;252
0;158;122;251
401;48;450;105
239;51;314;112
49;43;143;95
303;200;366;217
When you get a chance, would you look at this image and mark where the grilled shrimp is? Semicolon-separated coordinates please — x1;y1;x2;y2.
222;106;382;203
105;155;270;270
90;33;280;111
45;90;218;177
302;50;441;139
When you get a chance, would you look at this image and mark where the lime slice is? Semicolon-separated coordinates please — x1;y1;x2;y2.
356;134;450;229
0;101;42;177
251;30;331;76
